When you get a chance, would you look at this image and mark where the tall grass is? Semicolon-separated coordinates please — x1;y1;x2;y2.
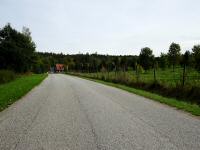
0;70;16;84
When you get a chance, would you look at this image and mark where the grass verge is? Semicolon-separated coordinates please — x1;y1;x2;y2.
69;74;200;116
0;74;47;112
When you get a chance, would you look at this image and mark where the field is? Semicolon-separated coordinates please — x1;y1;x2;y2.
136;67;200;87
0;74;47;111
74;67;200;87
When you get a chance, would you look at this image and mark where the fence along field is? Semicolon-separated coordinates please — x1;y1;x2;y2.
134;67;200;87
75;66;200;86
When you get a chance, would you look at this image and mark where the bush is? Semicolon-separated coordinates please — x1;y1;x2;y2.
0;70;16;84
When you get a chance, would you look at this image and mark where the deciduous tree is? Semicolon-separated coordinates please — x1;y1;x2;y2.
168;42;181;72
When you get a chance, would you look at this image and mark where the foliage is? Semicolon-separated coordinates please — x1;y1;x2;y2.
183;51;190;63
136;64;144;74
0;24;36;73
192;45;200;71
159;53;168;69
0;70;16;84
168;42;181;71
139;47;154;70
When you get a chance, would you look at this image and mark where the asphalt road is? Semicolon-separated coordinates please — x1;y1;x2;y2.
0;74;200;150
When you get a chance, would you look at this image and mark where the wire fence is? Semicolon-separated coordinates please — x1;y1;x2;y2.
71;66;200;88
132;66;200;87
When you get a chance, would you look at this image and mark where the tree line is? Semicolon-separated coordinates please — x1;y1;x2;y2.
0;24;200;74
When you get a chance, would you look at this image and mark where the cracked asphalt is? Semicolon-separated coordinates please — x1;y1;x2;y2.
0;74;200;150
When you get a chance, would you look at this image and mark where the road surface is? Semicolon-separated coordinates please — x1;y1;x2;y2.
0;74;200;150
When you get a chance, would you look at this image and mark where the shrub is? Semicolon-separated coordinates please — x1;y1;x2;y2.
0;70;16;84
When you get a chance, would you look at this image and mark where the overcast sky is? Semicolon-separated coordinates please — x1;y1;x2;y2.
0;0;200;56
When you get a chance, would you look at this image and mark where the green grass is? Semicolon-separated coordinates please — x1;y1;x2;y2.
131;67;200;87
0;74;47;111
69;74;200;116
